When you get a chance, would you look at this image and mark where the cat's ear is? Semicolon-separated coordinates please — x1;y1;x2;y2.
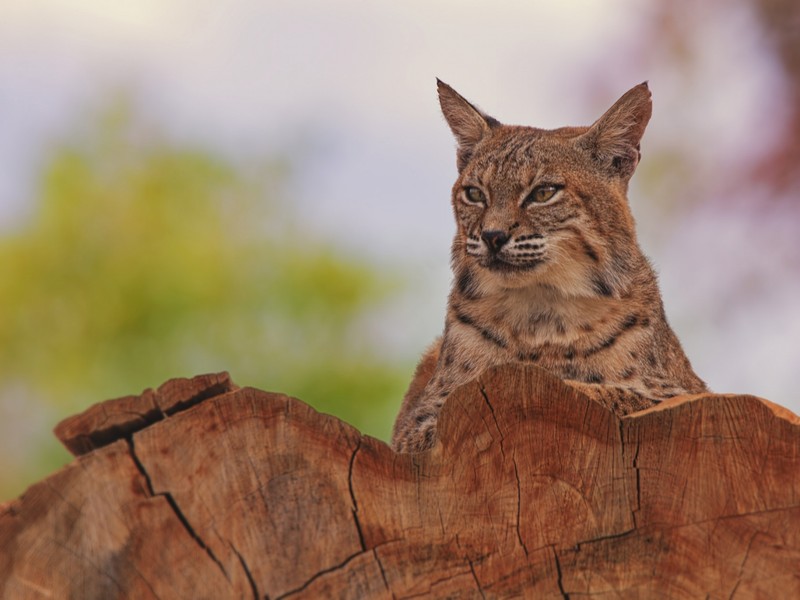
437;79;499;171
579;82;652;179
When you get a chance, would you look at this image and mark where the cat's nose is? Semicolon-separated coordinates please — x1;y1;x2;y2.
481;230;510;252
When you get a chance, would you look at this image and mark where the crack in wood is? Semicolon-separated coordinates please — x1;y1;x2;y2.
551;546;570;599
467;558;486;599
478;383;505;458
270;539;404;599
160;380;233;418
55;373;236;456
347;439;367;552
560;505;800;573
230;542;259;600
572;527;636;552
618;420;641;527
511;457;529;556
274;550;364;599
126;438;231;585
373;547;395;599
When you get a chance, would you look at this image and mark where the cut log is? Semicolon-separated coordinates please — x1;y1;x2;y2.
1;366;798;598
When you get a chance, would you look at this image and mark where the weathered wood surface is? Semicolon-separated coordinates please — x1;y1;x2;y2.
53;372;237;456
1;366;798;599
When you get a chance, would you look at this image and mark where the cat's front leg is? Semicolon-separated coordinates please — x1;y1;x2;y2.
391;330;504;452
564;380;659;415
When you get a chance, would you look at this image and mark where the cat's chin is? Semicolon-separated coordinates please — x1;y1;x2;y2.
480;258;542;274
475;259;545;290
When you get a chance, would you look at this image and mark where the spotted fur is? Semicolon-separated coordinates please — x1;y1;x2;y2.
391;80;707;453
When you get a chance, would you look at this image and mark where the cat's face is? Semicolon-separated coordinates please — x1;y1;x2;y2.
452;126;593;275
452;126;637;294
439;80;651;295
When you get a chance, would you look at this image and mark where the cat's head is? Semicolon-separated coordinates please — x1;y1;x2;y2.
438;80;652;298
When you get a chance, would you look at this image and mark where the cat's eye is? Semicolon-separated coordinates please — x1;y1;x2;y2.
463;186;486;205
524;184;561;206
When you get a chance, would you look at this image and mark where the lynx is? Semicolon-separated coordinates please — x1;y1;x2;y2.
391;80;707;453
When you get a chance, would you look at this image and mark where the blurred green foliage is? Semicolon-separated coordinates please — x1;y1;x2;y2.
0;104;410;500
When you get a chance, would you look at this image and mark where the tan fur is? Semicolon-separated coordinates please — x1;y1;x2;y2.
391;80;707;453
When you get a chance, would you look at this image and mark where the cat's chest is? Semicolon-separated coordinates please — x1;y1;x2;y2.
473;287;620;348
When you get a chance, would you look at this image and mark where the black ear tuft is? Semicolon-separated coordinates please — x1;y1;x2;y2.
579;83;652;179
437;80;499;171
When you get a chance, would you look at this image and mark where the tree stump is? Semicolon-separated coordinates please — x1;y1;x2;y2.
1;366;798;598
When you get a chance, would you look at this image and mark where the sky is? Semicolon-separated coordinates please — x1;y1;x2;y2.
1;0;798;418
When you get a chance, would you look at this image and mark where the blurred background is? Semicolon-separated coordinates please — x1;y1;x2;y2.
1;0;798;500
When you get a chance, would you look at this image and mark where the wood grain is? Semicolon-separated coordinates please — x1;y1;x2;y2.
1;366;798;598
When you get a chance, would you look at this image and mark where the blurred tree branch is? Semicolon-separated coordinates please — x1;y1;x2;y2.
0;98;409;499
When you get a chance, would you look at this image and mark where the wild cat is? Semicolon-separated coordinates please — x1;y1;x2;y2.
392;80;706;452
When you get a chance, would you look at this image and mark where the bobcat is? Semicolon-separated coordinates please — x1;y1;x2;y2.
391;80;707;453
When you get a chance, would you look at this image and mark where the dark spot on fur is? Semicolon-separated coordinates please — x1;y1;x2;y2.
620;368;636;380
564;347;575;360
586;372;604;384
424;426;435;448
415;412;433;425
444;352;454;367
554;319;566;335
581;333;619;357
485;330;508;348
629;351;638;360
611;153;637;176
455;310;476;328
647;353;657;367
455;310;508;349
591;275;614;297
457;268;481;300
600;335;618;350
641;317;651;327
581;239;599;262
462;362;473;372
580;323;594;333
529;312;548;326
621;314;639;330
